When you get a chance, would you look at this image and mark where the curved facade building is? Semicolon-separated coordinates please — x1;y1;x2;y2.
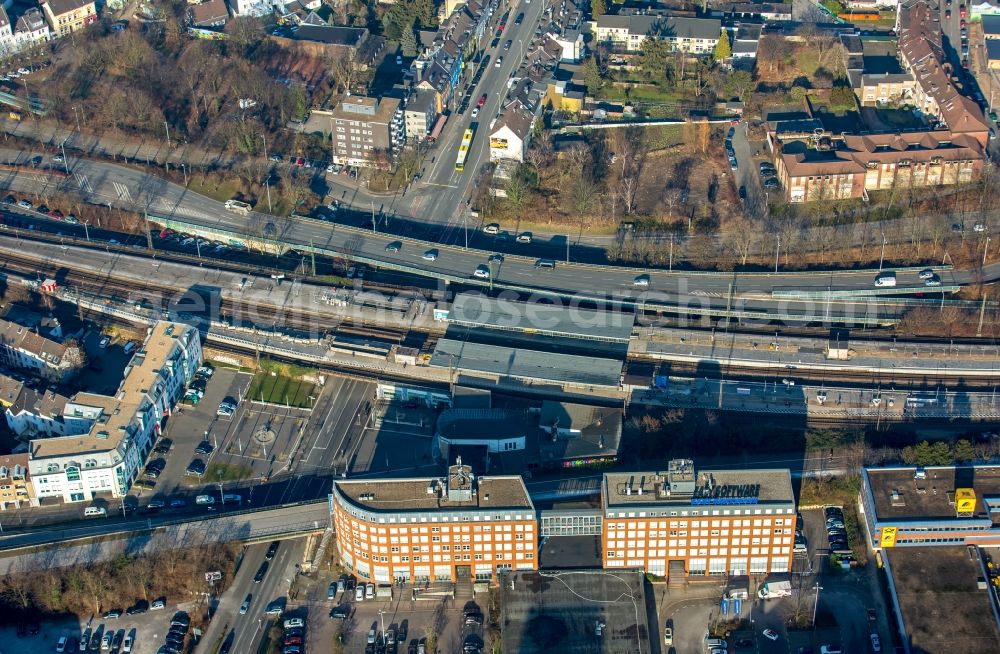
331;459;537;584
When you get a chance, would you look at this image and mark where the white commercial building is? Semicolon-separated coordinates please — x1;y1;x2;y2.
28;322;202;503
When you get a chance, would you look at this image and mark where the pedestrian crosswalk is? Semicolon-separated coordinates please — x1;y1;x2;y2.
74;174;92;194
112;181;132;203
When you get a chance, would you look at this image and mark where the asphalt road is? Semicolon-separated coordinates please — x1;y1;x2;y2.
402;0;549;229
196;539;307;654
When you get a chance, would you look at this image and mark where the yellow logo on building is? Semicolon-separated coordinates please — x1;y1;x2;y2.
880;527;898;547
956;488;977;515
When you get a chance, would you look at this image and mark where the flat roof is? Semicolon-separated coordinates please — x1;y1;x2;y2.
437;408;531;441
886;546;1000;654
866;466;1000;521
604;468;795;509
500;570;651;654
335;476;533;512
31;322;192;459
430;339;623;388
448;294;635;343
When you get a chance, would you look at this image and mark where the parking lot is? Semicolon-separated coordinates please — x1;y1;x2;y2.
129;366;254;508
0;600;201;654
291;572;481;653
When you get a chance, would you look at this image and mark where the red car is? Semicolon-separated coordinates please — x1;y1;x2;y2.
960;4;966;17
295;157;305;167
477;93;487;108
284;636;303;646
48;209;63;220
960;18;966;27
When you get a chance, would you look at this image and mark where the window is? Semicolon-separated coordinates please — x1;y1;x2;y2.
65;466;80;482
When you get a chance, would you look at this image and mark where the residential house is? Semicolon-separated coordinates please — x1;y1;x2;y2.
709;2;793;21
317;96;405;167
0;7;50;55
550;28;584;63
545;80;585;114
0;454;35;510
489;103;535;162
28;322;201;504
230;0;272;17
731;24;761;59
594;14;722;54
3;381;86;439
0;318;82;383
988;39;1000;69
855;73;916;105
188;0;229;28
12;8;50;52
403;89;438;142
39;0;97;38
983;14;1000;40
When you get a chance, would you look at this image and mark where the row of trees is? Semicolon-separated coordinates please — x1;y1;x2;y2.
1;544;236;618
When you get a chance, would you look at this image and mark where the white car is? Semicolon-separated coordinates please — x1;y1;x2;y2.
150;599;165;610
17;67;29;76
633;275;650;287
122;631;134;653
422;249;438;261
471;107;480;118
974;223;986;232
473;265;490;279
99;336;111;348
918;268;935;279
495;56;503;67
57;636;68;652
355;585;364;601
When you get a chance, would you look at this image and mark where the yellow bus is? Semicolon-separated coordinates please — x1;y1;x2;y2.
455;128;473;172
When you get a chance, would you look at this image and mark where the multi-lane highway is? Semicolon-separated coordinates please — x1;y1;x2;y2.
0;145;992;323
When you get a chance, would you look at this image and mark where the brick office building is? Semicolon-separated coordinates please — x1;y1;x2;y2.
601;459;797;578
331;458;537;584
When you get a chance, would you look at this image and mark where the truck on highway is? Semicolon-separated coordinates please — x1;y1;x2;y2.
757;580;792;599
224;199;252;216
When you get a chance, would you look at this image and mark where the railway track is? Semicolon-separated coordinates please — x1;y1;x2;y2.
7;230;1000;389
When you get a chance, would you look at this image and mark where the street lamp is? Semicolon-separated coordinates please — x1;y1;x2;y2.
774;236;780;273
811;582;823;627
984;235;992;266
878;231;887;272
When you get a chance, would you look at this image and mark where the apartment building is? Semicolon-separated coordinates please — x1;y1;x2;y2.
40;0;97;38
403;90;438;142
594;14;721;54
28;322;201;503
774;0;989;203
0;317;82;383
323;96;405;167
331;458;537;583
0;454;35;510
601;459;797;578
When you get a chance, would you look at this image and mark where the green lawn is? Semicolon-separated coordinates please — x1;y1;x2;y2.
204;462;254;481
187;175;239;203
247;372;316;407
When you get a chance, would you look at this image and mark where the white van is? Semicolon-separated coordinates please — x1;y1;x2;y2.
874;273;896;287
84;506;107;517
195;495;216;505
